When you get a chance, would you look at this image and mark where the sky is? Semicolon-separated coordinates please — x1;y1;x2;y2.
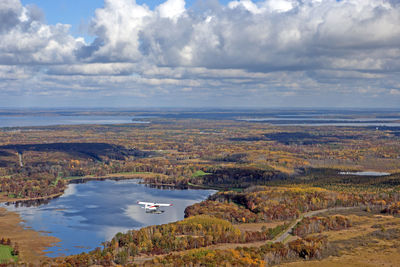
1;0;400;108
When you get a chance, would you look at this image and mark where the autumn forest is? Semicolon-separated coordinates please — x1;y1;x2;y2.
0;109;400;266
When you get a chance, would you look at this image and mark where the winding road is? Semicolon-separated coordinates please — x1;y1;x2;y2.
273;206;359;243
133;206;361;264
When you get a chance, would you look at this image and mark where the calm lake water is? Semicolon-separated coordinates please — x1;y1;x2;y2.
2;180;215;257
238;117;400;127
0;115;150;128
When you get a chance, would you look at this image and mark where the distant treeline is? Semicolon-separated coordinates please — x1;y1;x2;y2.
231;131;364;145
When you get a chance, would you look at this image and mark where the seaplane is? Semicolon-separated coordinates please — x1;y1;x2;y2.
137;201;173;214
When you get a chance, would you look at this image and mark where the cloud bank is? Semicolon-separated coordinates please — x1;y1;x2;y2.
1;0;400;107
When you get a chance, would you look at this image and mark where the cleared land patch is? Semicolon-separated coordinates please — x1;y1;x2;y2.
0;244;17;264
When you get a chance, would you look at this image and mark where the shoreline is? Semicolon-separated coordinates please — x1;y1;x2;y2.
0;207;60;265
0;191;66;204
0;172;173;204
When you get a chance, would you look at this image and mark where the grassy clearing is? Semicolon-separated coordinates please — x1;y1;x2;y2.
52;177;61;186
63;174;94;180
0;245;17;263
191;170;211;178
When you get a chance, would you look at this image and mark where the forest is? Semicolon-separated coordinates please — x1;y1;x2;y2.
0;110;399;266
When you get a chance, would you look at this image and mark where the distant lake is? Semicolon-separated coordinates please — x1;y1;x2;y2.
238;117;400;127
0;115;150;128
1;180;215;257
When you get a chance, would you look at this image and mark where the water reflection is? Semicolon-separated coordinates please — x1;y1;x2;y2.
1;179;215;257
4;199;51;208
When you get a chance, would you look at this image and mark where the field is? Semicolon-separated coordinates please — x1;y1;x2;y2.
0;244;17;264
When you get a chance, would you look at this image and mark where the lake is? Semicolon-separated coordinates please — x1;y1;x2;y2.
237;117;400;127
1;112;399;128
1;179;215;257
0;115;150;128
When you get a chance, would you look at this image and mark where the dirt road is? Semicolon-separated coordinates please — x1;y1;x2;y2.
273;206;358;243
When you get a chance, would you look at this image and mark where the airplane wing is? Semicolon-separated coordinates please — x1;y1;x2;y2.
137;201;153;205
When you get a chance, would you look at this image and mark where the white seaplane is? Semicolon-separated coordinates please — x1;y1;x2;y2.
137;201;173;214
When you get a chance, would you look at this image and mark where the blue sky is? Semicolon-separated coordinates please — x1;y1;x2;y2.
20;0;259;38
2;0;400;108
20;0;103;38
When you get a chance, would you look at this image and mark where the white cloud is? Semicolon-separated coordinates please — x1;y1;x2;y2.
82;0;152;62
262;0;297;13
0;0;83;65
157;0;186;20
1;0;400;107
228;0;263;14
47;63;137;76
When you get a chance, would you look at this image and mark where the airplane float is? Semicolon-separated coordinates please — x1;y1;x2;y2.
137;201;173;213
